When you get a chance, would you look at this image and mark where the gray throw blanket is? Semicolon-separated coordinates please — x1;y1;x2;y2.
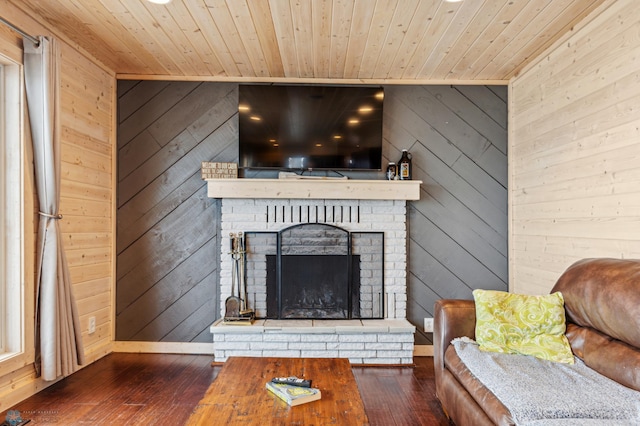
452;338;640;425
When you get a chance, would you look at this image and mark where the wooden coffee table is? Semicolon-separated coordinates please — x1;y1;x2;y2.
187;357;369;425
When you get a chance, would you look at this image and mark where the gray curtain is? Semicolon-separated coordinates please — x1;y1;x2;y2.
24;36;85;381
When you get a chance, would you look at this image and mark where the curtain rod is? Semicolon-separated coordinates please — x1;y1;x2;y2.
0;16;39;46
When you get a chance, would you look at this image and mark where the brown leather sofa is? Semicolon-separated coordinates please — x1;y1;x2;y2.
433;258;640;425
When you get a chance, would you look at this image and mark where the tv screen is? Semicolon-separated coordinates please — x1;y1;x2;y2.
238;84;384;171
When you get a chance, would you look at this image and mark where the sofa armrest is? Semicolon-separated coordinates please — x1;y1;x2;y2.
434;299;477;382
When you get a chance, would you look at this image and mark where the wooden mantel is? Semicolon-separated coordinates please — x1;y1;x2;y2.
206;178;422;200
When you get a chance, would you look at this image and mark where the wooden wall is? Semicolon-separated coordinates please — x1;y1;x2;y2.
59;42;114;359
510;0;640;294
0;0;115;410
60;38;115;355
385;86;508;345
115;82;507;346
115;82;234;342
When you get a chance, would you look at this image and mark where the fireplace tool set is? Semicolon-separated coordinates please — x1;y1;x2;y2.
224;232;255;323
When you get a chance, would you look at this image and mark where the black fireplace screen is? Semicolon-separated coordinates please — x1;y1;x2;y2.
244;223;384;319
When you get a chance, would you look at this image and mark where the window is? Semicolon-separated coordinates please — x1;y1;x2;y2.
0;53;24;360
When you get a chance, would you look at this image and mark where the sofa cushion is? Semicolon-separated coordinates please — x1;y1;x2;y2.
473;289;574;363
566;323;640;392
451;338;640;424
552;258;640;349
444;344;514;425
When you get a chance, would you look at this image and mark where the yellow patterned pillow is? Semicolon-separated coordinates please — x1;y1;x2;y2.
473;289;574;364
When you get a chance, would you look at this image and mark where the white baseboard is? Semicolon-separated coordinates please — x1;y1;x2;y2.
413;344;434;357
113;341;214;355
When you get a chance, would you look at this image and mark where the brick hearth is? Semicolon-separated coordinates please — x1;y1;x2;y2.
211;319;415;364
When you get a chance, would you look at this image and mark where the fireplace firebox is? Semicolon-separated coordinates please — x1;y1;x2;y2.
245;223;384;320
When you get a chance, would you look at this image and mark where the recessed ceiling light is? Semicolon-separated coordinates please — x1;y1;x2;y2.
445;0;463;3
147;0;172;4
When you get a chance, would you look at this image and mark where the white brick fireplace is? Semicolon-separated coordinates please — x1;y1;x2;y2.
207;179;420;364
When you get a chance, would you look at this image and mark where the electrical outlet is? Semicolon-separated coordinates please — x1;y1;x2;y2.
88;316;96;334
424;317;434;333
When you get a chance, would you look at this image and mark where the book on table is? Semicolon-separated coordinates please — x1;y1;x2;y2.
265;382;321;406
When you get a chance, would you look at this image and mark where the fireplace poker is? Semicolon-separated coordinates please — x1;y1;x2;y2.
237;233;245;311
224;233;241;321
237;233;254;319
224;232;254;323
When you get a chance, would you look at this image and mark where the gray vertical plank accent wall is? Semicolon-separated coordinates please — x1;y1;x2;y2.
115;82;507;346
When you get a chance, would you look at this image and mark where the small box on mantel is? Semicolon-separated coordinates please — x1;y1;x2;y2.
201;162;238;179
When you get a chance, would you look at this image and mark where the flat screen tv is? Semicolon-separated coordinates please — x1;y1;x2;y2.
238;84;384;171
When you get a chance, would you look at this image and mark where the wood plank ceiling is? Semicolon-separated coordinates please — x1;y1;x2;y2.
8;0;605;82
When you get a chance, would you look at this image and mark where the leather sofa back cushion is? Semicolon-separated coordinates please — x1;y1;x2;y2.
552;258;640;349
566;323;640;391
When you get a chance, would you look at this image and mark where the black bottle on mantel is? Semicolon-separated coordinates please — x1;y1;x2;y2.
398;149;412;180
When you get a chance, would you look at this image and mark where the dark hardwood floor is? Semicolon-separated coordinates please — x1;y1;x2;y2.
353;360;453;426
1;354;451;425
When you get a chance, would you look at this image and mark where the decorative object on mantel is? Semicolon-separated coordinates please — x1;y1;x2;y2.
201;161;238;179
386;162;397;180
397;149;412;180
224;232;255;324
